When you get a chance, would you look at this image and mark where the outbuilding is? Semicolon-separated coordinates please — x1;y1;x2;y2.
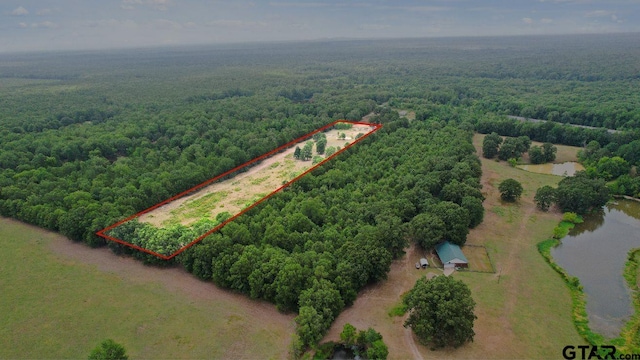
435;241;468;269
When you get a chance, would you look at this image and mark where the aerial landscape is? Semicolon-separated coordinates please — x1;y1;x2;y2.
1;1;640;359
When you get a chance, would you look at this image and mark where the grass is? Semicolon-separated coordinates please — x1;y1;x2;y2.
250;176;270;185
388;301;408;317
621;248;640;353
463;245;495;273
170;190;229;222
443;134;586;358
0;218;292;359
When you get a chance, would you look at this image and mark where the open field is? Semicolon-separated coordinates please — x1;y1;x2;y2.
0;217;294;359
322;133;586;358
139;123;375;227
463;245;495;273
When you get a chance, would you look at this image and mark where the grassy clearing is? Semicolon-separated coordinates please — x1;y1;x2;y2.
250;176;270;185
463;245;495;273
168;190;229;225
138;123;376;228
0;218;293;359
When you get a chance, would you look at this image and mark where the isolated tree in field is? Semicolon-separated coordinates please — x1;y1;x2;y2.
316;137;327;154
529;143;557;164
484;132;503;146
88;339;128;360
498;178;523;202
403;275;476;348
339;132;346;140
515;136;531;154
542;142;557;162
312;132;326;142
325;146;337;157
482;133;502;159
340;323;358;346
302;142;313;161
293;146;301;160
534;185;556;211
482;139;499;159
528;145;545;164
497;138;518;161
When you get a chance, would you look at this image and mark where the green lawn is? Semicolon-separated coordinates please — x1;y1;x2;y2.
0;218;293;359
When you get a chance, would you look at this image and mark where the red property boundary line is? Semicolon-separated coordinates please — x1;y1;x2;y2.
96;120;382;260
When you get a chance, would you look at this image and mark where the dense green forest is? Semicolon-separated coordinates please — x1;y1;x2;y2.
1;33;639;348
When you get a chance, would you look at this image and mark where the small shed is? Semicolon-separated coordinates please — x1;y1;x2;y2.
419;258;429;268
435;241;468;269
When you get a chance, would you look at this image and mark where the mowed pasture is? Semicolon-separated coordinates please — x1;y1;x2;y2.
0;217;294;359
322;134;586;358
139;123;375;227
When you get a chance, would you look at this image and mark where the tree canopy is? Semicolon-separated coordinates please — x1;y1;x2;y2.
403;275;476;348
88;339;128;360
498;179;523;202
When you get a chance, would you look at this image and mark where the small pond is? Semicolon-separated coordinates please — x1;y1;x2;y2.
518;161;585;176
551;200;640;338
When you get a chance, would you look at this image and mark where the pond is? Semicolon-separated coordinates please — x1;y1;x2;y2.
551;200;640;338
518;161;585;176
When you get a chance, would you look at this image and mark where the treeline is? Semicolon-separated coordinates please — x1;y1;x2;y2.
475;116;640;167
173;121;482;348
0;87;383;246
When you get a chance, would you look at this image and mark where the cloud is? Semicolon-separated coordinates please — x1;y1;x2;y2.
154;19;182;30
36;8;53;16
83;19;138;29
269;2;331;7
377;5;451;13
611;14;624;23
586;10;614;17
11;6;29;16
541;18;553;23
18;22;28;28
522;17;534;24
207;20;268;28
538;0;594;3
31;21;58;29
359;24;391;31
121;0;171;11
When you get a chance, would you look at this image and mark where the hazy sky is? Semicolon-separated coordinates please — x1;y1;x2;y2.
1;0;639;53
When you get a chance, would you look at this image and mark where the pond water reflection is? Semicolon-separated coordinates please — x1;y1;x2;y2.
551;200;640;338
